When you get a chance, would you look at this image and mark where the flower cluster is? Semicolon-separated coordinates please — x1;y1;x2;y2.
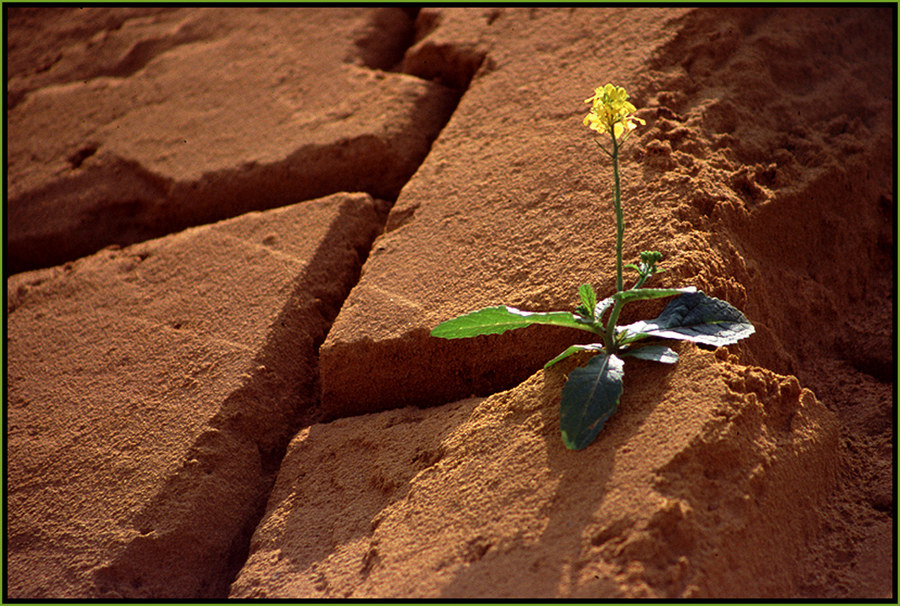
583;83;645;141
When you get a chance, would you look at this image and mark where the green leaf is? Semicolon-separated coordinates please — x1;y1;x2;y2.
543;343;605;369
431;305;599;339
623;344;679;364
613;286;696;305
576;284;597;320
616;328;648;346
559;353;625;450
618;291;755;347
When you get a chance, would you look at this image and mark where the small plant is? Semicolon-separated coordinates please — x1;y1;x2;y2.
431;84;755;450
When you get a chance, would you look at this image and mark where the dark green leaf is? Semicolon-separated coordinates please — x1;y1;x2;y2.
560;353;625;450
431;305;598;339
624;345;679;364
543;343;605;369
618;291;755;347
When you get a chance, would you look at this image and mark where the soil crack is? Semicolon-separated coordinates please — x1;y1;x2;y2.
215;20;490;597
6;7;464;275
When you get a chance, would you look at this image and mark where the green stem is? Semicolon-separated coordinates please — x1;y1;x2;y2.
603;297;625;352
611;134;624;293
632;272;649;290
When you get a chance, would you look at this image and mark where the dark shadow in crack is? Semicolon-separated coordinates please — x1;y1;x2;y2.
6;7;466;276
88;196;382;599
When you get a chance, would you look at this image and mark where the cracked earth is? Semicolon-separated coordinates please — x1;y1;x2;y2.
5;6;894;599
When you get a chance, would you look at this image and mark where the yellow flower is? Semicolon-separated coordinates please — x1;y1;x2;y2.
583;83;645;141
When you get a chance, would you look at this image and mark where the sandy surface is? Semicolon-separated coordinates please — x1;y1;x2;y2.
7;193;381;597
5;6;894;599
6;7;456;273
232;348;840;598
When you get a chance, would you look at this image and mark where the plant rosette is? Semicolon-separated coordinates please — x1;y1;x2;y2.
432;84;754;450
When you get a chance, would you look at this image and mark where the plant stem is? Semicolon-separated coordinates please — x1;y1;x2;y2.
603;297;625;353
632;272;649;290
611;134;624;294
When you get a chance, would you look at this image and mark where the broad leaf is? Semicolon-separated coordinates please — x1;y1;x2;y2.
560;353;625;450
431;305;598;339
623;344;679;364
618;291;755;347
543;343;605;369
